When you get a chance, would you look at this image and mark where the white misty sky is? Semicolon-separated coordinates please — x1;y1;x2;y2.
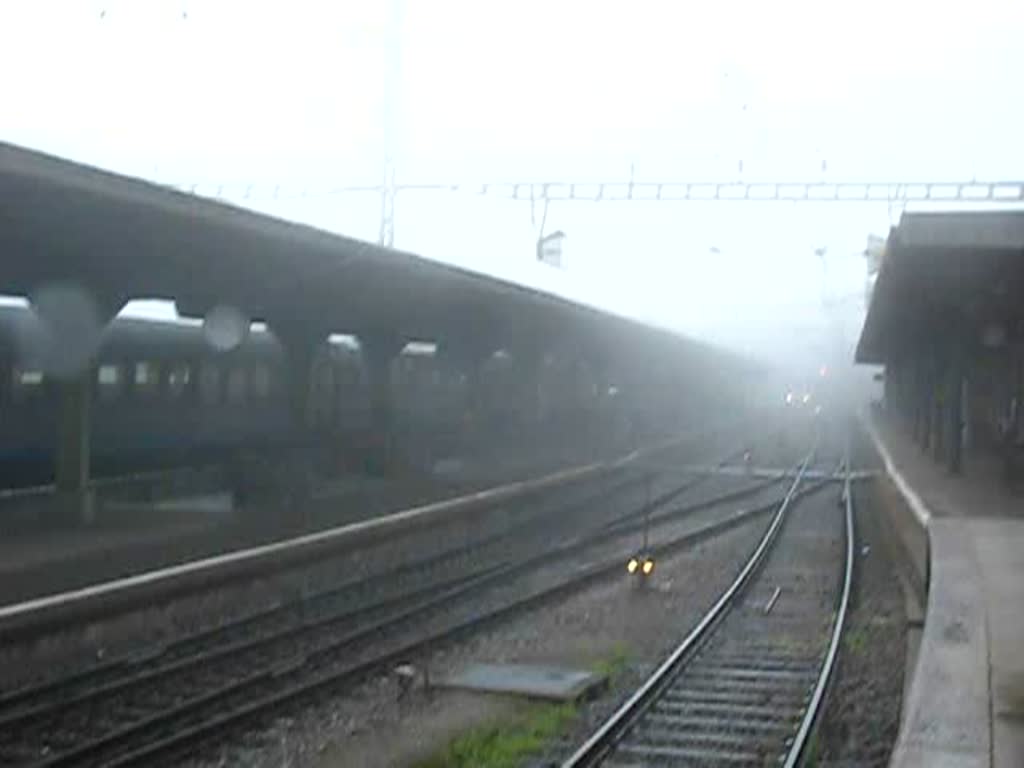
3;0;1023;369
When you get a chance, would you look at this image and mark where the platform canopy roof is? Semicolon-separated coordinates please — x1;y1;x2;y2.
0;141;742;376
856;210;1024;365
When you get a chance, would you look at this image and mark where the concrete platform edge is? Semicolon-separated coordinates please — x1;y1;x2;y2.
861;411;993;768
862;411;931;528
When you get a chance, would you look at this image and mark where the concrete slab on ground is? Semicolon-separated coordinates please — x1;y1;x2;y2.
438;662;607;702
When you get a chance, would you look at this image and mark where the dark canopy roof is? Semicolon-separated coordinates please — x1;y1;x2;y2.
856;210;1024;365
0;142;743;376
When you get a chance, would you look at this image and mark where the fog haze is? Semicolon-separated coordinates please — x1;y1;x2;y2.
4;0;1023;381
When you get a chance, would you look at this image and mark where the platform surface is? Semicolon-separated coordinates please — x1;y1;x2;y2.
867;410;1024;768
869;413;1023;522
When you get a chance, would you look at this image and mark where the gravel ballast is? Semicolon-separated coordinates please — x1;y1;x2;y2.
0;420;769;695
813;478;909;767
191;513;771;767
177;419;811;766
0;415;812;767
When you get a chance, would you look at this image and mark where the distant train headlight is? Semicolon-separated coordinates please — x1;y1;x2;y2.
627;557;639;574
802;393;811;404
785;392;794;405
642;558;655;576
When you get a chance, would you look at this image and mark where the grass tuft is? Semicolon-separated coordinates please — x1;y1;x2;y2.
414;703;576;768
417;648;632;767
592;644;631;684
846;626;869;655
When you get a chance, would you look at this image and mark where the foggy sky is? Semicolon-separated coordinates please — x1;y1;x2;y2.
3;0;1023;374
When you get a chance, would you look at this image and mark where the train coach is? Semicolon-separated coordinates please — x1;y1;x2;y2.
0;304;463;487
0;300;708;489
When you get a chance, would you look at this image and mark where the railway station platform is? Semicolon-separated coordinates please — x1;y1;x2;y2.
0;511;228;606
0;437;628;607
0;476;450;606
866;408;1024;768
854;208;1024;766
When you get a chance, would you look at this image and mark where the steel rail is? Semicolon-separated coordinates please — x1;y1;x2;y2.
560;447;816;767
782;446;856;767
29;479;819;767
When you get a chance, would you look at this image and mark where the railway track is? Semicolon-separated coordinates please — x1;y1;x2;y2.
0;440;808;767
559;442;854;768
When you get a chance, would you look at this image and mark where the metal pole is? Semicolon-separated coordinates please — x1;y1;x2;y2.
642;471;652;551
378;0;403;247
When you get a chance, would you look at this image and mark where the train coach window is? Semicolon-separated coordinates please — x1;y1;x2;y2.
97;364;122;400
167;364;191;398
227;368;247;405
250;365;271;399
11;368;43;402
134;362;160;396
199;364;221;406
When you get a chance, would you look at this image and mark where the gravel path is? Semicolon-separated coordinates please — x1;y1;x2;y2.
813;478;908;767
